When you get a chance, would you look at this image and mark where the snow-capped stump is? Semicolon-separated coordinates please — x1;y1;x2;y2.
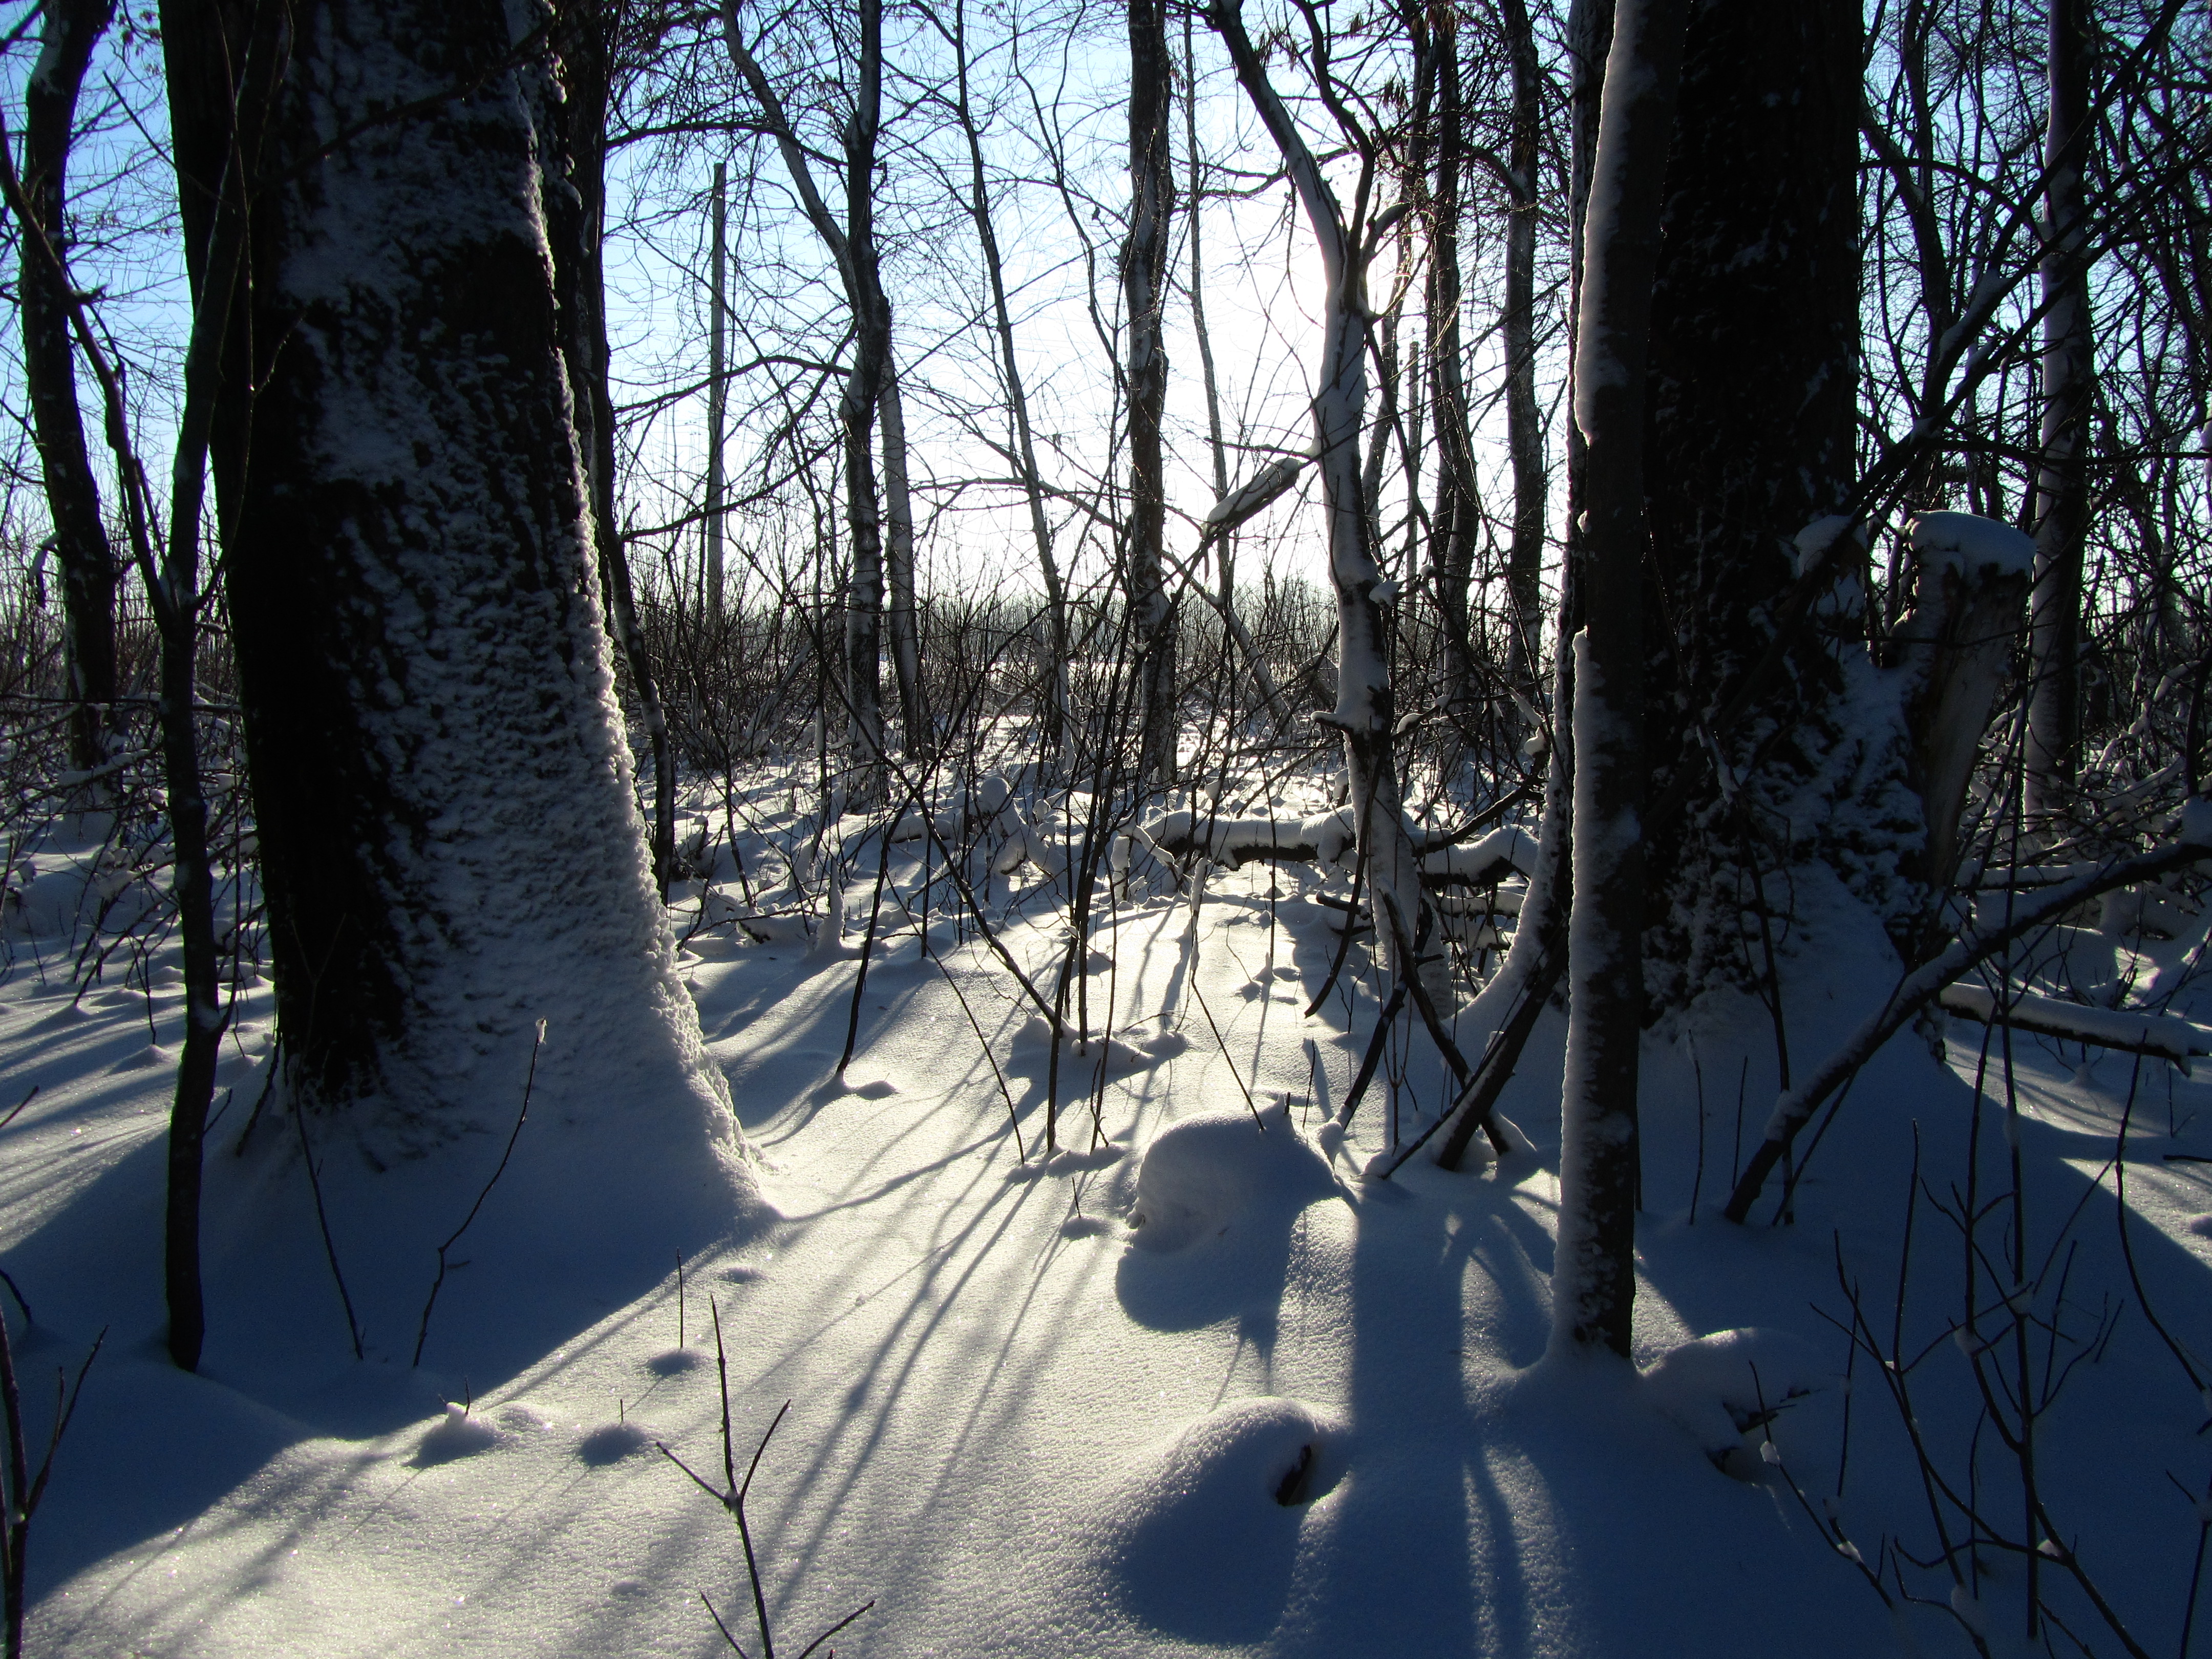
1641;1328;1827;1479
1099;1396;1345;1642
411;1403;502;1467
1125;1100;1335;1252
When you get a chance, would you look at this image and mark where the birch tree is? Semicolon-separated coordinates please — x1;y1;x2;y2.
1203;0;1451;1015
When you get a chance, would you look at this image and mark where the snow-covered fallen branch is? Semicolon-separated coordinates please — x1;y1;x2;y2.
1724;828;2212;1223
1936;983;2212;1071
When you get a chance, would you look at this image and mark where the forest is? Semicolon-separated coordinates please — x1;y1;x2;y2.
0;0;2207;1653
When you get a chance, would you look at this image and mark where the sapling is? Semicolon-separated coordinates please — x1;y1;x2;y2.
658;1302;873;1658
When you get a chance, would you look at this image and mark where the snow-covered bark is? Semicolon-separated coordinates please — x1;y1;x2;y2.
2027;0;2094;819
1126;0;1178;788
19;0;117;776
219;2;758;1359
1204;1;1447;1012
1552;0;1686;1360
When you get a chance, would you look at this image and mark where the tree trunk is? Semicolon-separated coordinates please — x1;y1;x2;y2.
217;0;756;1364
2028;0;2094;821
1552;0;1686;1362
706;159;728;618
1639;0;1861;1013
552;0;678;900
1126;0;1178;788
1205;1;1448;1019
880;352;924;754
1182;7;1232;593
942;0;1069;752
1424;5;1480;734
19;0;118;777
1500;0;1546;710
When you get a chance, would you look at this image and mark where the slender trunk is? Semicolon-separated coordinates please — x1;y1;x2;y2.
722;0;890;792
880;351;923;753
1205;3;1445;1015
942;0;1068;750
1426;7;1479;725
1553;0;1685;1362
552;0;677;898
1126;0;1177;787
1501;0;1546;707
1183;8;1231;599
20;0;118;778
707;160;727;619
2028;0;2093;820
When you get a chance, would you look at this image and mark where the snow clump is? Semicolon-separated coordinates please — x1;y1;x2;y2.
1642;1328;1827;1477
1125;1098;1335;1252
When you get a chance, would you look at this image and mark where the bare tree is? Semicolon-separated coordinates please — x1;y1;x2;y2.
17;0;117;779
1125;0;1177;786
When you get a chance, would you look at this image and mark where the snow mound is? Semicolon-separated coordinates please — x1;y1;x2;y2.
1909;510;2035;579
1098;1396;1344;1641
2185;1214;2212;1240
576;1422;654;1465
411;1404;502;1467
1126;1099;1335;1252
1642;1327;1827;1474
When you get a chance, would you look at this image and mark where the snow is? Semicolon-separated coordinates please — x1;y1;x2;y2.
1125;1098;1335;1252
8;768;2212;1658
1908;510;2036;579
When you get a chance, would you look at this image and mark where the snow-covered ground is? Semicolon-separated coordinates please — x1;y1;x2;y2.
5;781;2210;1656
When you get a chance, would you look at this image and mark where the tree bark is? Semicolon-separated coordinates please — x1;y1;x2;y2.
880;354;924;754
551;0;678;900
1423;4;1479;733
1126;0;1178;787
19;0;118;777
1500;0;1546;709
2027;0;2094;820
1552;0;1686;1362
215;0;755;1360
1639;0;1861;1012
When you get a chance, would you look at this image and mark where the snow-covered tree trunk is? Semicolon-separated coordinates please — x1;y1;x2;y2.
1126;0;1178;788
19;0;118;778
219;0;757;1363
880;356;924;755
2028;0;2094;820
1551;0;1686;1361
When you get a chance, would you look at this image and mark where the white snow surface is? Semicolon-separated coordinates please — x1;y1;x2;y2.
7;782;2212;1657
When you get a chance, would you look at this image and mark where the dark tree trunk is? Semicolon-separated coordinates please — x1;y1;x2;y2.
1423;5;1480;735
2028;0;2094;819
1501;0;1547;708
549;0;678;899
209;2;753;1366
1639;0;1862;1011
158;0;256;524
1126;0;1178;787
20;0;118;777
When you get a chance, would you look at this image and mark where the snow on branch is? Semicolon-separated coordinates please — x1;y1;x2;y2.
1936;983;2212;1071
